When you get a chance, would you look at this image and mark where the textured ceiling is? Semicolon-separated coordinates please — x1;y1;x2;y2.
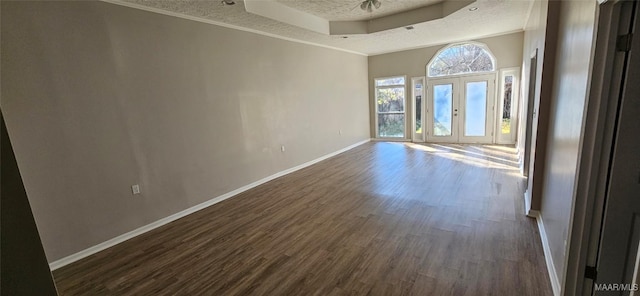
275;0;443;21
116;0;532;56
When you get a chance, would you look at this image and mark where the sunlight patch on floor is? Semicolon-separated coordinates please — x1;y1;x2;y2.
401;142;520;170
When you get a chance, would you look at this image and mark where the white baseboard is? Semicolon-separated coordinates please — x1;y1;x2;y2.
529;210;561;296
49;139;371;271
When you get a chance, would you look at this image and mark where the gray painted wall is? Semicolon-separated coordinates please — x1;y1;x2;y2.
368;32;524;139
539;0;598;287
1;1;370;262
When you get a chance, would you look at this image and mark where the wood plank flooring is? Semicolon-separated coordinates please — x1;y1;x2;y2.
53;142;552;295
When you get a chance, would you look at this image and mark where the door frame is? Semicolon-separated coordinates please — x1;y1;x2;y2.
564;0;637;295
523;50;538;178
425;73;497;144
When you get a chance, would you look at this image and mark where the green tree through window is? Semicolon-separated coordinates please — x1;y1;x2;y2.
375;77;405;138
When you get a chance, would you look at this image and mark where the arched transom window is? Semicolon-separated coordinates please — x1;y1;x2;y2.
428;43;496;77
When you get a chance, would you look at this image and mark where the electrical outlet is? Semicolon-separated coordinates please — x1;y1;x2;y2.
132;184;141;195
281;145;285;152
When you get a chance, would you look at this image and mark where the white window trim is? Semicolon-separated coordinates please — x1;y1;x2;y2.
411;76;426;142
374;75;407;139
496;67;520;144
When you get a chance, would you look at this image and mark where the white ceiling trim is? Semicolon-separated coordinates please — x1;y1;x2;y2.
101;0;368;56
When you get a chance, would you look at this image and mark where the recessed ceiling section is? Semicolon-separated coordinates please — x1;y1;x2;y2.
330;0;475;34
244;0;476;35
275;0;442;22
113;0;533;55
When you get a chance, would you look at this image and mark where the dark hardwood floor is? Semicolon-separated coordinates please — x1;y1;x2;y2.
53;142;552;295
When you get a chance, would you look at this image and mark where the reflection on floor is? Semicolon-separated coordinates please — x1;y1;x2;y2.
54;142;552;296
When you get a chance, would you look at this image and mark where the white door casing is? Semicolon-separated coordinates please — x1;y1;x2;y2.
426;74;496;143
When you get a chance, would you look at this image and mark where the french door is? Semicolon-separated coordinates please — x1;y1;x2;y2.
426;74;496;143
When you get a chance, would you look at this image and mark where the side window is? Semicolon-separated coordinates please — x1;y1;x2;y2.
375;76;406;138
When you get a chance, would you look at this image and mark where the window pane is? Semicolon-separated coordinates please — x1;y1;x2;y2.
433;84;453;136
375;76;406;139
415;82;422;133
502;75;513;134
376;77;405;86
428;44;495;77
378;114;405;138
376;87;405;112
465;81;487;136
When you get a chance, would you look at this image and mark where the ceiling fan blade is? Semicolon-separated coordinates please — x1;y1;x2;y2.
360;0;380;12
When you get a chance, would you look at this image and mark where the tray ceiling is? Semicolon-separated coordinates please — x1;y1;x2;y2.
275;0;443;21
114;0;533;56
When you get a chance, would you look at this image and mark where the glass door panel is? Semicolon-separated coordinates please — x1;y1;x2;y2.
426;78;458;143
464;81;488;137
459;75;495;143
434;84;454;136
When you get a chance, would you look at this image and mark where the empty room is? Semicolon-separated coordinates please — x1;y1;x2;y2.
2;0;639;295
